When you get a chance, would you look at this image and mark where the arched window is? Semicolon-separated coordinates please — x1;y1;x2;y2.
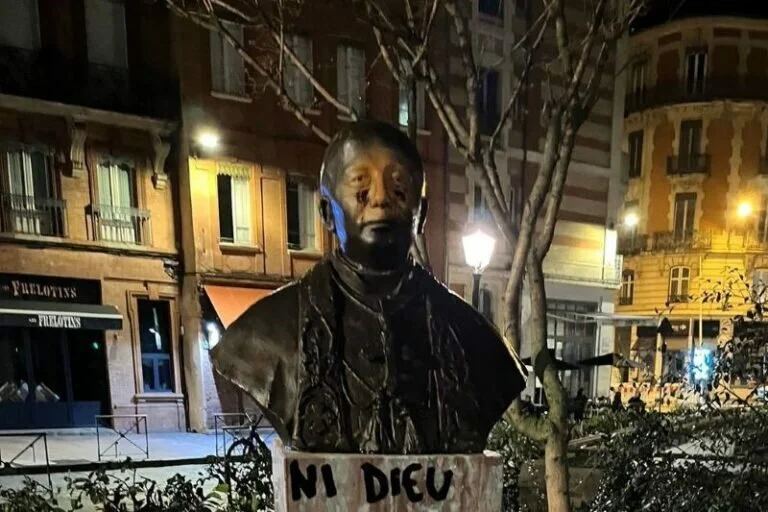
668;267;690;303
620;270;635;305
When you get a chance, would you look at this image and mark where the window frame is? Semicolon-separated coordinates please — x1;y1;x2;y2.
753;268;768;304
668;266;691;303
685;48;708;96
478;286;494;324
84;0;128;68
472;183;491;224
286;176;319;252
216;171;253;245
336;44;366;115
210;22;247;98
477;68;501;135
630;60;647;100
283;34;314;108
398;68;427;130
1;143;59;236
131;296;180;396
673;192;696;240
94;156;141;244
620;270;635;305
755;195;768;244
0;0;40;50
627;130;644;178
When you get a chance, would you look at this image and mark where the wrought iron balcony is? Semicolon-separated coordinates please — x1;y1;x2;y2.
0;194;66;237
652;230;712;252
667;154;710;176
625;78;768;116
667;294;691;304
0;45;179;119
618;296;633;306
618;233;648;256
88;204;151;246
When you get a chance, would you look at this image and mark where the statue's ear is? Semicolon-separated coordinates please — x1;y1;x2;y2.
319;196;335;232
416;196;429;235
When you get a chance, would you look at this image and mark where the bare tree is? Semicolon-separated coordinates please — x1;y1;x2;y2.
166;0;646;510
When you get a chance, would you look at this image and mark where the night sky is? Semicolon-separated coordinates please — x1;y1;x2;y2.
632;0;768;33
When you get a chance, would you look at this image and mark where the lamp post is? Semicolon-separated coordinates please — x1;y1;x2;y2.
462;227;496;309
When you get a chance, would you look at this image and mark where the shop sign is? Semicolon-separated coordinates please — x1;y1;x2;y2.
36;314;82;329
0;273;101;304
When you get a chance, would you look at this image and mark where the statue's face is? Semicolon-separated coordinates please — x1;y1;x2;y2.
323;140;421;271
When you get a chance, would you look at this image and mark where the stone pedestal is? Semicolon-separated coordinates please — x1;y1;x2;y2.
271;441;503;511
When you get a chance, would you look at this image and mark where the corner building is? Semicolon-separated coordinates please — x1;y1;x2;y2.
616;14;768;401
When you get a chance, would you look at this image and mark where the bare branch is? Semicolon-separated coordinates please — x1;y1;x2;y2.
551;0;574;77
166;0;332;143
444;0;479;155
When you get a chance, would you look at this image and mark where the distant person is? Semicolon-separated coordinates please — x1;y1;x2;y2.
628;393;645;412
573;388;588;422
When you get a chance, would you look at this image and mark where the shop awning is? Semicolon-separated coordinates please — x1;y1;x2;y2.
204;285;272;328
0;300;123;330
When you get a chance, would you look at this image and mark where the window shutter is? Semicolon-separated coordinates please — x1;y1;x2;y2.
223;24;245;95
0;0;39;50
210;32;225;92
98;164;113;206
5;151;23;196
84;0;127;68
337;46;348;105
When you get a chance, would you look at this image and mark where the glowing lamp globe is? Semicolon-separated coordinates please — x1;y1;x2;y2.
462;228;496;274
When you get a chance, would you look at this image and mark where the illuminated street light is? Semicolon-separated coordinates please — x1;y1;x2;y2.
738;201;753;219
198;131;220;149
624;211;639;228
462;227;496;309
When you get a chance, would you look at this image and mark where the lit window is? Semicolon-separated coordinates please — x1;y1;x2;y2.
668;267;690;303
286;177;318;251
620;270;634;305
398;62;426;129
138;299;174;393
96;158;140;244
217;167;252;244
2;145;59;236
685;49;707;96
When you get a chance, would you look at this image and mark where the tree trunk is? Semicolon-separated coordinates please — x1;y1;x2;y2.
545;429;571;512
528;256;572;512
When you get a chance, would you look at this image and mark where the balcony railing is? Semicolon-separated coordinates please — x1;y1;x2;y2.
543;256;623;288
0;45;179;119
618;296;633;306
88;204;151;246
667;153;710;175
618;230;711;255
0;194;66;237
618;233;649;255
652;230;712;252
625;78;768;115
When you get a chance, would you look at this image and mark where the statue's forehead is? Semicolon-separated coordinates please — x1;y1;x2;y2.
334;139;418;177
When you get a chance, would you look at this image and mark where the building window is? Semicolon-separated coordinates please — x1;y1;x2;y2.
0;0;40;49
217;170;252;244
2;145;61;236
85;0;128;68
547;300;597;397
473;184;490;223
673;192;696;240
286;177;318;251
685;49;707;96
477;69;501;135
679;119;702;167
479;0;503;17
337;45;366;115
628;130;643;178
398;63;426;129
753;269;768;304
629;60;647;105
668;266;690;303
620;270;634;305
138;299;174;393
283;34;314;108
756;195;768;244
210;22;246;97
96;159;139;243
478;287;494;323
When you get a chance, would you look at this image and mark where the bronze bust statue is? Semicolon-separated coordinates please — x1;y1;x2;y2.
212;120;527;454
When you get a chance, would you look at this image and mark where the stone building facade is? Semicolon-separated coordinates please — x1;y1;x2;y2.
0;0;182;430
616;15;768;398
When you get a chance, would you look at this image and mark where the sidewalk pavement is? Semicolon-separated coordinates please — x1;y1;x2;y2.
0;430;276;466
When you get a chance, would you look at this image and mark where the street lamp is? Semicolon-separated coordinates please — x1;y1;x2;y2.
462;227;496;308
624;211;639;229
737;201;753;220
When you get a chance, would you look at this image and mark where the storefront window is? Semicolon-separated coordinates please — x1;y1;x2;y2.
138;299;173;393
